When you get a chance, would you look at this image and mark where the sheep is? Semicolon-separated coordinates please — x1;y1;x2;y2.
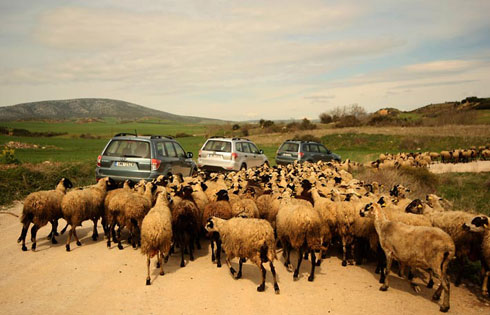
462;215;490;297
18;178;73;251
140;191;173;285
171;185;201;267
61;177;115;251
107;182;156;249
231;198;260;218
360;202;455;313
103;179;135;237
276;201;324;281
440;151;451;163
201;189;233;267
405;206;483;286
205;216;280;293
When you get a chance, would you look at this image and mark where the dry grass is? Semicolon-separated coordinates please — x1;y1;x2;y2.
249;125;490;145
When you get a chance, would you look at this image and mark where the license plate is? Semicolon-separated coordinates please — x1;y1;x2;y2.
283;153;292;157
115;161;135;167
208;154;222;159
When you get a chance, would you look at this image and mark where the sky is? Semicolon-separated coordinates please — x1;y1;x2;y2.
0;0;489;121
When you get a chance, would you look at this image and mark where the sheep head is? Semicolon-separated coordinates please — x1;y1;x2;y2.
462;216;489;233
405;199;424;214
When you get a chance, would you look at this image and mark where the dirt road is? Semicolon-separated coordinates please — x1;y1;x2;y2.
428;161;490;174
1;202;488;315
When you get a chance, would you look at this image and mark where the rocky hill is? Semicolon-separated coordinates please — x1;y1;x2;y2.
0;98;223;123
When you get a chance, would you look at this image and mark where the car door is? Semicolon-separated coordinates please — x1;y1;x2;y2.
248;142;262;167
173;142;193;176
318;144;332;161
308;144;321;162
163;141;180;175
241;142;254;168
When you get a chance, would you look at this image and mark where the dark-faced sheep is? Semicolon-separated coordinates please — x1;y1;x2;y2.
205;216;280;293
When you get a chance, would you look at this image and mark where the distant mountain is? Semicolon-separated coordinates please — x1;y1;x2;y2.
0;98;224;123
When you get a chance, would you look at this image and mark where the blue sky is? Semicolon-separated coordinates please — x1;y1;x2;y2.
1;0;489;120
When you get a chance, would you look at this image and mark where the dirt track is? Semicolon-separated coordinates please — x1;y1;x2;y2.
1;202;488;315
428;161;490;174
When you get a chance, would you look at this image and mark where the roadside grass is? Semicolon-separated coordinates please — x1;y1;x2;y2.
354;167;490;215
0;161;95;206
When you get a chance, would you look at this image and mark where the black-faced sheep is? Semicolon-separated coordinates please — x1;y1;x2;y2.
205;216;280;293
61;177;115;251
18;178;73;251
201;189;233;267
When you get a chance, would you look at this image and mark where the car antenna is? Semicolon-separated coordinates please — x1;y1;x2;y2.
135;129;137;136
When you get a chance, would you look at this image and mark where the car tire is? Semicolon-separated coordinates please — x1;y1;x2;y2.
240;163;247;170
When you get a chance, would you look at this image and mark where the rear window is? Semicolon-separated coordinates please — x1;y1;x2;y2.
203;140;232;152
279;142;299;152
104;140;150;158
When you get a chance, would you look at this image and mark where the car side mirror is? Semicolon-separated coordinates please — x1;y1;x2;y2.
259;149;264;154
186;152;193;158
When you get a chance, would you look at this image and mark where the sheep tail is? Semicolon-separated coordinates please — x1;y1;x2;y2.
20;212;33;224
260;244;269;262
60;222;69;235
440;251;450;272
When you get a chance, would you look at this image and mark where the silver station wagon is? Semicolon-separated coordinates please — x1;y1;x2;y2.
197;137;269;172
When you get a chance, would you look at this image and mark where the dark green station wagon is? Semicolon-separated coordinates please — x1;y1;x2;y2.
95;133;197;183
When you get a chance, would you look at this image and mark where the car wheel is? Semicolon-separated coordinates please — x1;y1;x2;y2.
190;167;197;177
263;161;269;167
240;163;247;170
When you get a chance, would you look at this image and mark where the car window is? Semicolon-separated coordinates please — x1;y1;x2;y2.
248;143;260;154
302;144;310;152
279;142;299;152
242;142;252;153
203;140;232;152
318;145;328;153
164;141;177;157
104;140;150;158
309;144;320;153
235;142;243;152
157;142;167;157
173;142;186;157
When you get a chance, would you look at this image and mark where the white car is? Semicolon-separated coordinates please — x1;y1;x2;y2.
197;137;269;171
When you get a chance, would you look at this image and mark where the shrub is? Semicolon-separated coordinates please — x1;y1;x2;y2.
175;132;192;138
319;113;333;124
299;118;316;130
293;134;321;143
232;124;240;130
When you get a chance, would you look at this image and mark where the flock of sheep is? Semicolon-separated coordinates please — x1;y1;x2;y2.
364;145;490;169
17;160;490;313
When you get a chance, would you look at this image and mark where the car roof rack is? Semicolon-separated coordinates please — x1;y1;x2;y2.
114;132;137;137
150;135;174;139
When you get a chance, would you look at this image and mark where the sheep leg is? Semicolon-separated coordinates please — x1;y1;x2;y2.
482;269;489;296
235;258;243;279
308;251;316;282
196;237;201;250
158;252;165;276
30;224;39;251
257;263;266;292
146;256;151;285
270;261;280;294
439;275;450;312
18;222;30;251
210;237;216;262
50;220;58;244
189;234;195;261
73;227;81;246
226;257;236;276
376;245;386;283
294;247;304;280
454;255;465;286
321;240;328;259
107;219;116;248
380;253;392;291
180;239;186;267
91;218;98;241
427;270;435;289
303;251;309;260
349;242;356;265
341;236;348;267
66;226;73;252
216;238;223;268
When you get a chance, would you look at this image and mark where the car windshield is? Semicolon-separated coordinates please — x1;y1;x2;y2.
203;140;232;152
104;140;150;158
279;142;299;152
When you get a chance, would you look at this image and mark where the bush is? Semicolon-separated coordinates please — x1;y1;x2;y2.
293;134;321;143
319;113;333;124
299;118;316;130
175;132;192;138
0;147;20;164
335;115;362;128
232;124;240;130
